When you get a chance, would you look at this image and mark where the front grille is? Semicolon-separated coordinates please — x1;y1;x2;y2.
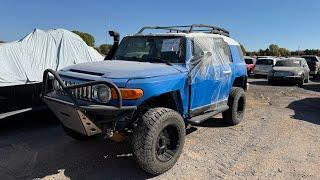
60;80;93;101
274;71;293;77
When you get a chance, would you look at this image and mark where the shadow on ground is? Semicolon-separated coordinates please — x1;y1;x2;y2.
248;79;268;86
0;111;153;180
287;97;320;125
301;81;320;92
0;110;234;179
248;78;297;87
0;109;58;132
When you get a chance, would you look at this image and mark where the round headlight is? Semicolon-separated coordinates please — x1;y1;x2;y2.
96;85;111;103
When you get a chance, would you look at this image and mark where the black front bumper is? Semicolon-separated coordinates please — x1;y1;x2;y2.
41;69;136;136
269;76;302;83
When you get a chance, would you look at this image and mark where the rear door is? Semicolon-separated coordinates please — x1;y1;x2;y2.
188;37;232;116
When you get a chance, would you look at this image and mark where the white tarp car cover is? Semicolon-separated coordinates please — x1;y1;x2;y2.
187;37;232;81
186;36;233;103
0;29;103;87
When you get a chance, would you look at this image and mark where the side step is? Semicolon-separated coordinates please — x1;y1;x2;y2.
187;105;229;125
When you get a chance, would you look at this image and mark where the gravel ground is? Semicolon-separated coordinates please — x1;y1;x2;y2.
0;77;319;180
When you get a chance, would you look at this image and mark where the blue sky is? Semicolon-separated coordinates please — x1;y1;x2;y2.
0;0;319;51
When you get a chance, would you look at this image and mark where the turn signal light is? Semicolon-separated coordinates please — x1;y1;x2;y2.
111;88;143;100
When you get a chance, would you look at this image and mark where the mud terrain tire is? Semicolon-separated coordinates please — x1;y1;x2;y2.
222;87;246;125
133;108;185;175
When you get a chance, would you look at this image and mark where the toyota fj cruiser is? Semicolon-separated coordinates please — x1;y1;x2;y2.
42;24;247;175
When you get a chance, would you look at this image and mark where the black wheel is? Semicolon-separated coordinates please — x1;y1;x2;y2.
298;75;304;87
62;125;90;141
132;108;185;175
304;74;309;83
222;87;246;125
267;79;274;85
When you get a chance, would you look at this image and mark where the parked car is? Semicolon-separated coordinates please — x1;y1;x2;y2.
244;56;256;75
301;55;320;79
41;24;248;175
0;29;103;119
268;57;310;86
254;57;277;76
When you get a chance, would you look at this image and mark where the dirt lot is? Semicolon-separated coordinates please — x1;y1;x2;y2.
0;77;319;180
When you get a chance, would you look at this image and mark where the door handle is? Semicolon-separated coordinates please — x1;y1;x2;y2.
223;70;231;75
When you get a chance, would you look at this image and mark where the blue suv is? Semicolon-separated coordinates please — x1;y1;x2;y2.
42;24;247;175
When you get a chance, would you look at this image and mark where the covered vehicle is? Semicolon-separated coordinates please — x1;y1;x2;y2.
254;57;277;76
301;55;320;79
0;29;103;118
42;24;247;175
244;56;256;75
268;57;310;86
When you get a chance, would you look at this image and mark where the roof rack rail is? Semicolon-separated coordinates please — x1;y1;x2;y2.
137;24;230;37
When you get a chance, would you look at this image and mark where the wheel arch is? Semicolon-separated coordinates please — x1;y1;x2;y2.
138;90;184;115
232;75;248;91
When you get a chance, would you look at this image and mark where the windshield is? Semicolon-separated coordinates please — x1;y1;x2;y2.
256;59;273;65
112;36;186;64
245;59;254;64
275;60;300;67
303;56;318;63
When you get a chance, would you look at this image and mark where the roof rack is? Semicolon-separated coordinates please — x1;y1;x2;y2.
137;24;230;37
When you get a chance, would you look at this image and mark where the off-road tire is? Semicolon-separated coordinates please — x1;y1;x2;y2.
304;75;309;83
132;108;185;175
298;75;304;87
222;87;246;125
62;125;90;141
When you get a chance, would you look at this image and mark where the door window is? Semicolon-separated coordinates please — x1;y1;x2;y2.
189;37;232;81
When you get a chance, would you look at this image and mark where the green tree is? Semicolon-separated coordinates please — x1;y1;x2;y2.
259;49;265;56
268;44;280;56
0;40;5;43
98;44;112;55
72;30;95;47
278;48;290;56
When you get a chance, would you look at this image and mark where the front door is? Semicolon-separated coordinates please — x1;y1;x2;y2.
188;37;232;116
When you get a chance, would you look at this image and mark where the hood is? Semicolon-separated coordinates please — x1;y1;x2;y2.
273;66;300;73
62;60;184;79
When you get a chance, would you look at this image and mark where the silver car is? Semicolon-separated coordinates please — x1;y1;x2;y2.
254;57;278;76
268;57;310;86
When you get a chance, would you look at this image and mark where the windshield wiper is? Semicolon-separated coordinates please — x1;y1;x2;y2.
148;57;172;65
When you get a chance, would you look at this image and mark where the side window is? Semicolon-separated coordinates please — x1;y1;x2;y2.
189;37;232;80
236;45;244;61
217;39;232;63
192;37;232;64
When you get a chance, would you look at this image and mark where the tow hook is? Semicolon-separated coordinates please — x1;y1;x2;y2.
104;128;125;142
